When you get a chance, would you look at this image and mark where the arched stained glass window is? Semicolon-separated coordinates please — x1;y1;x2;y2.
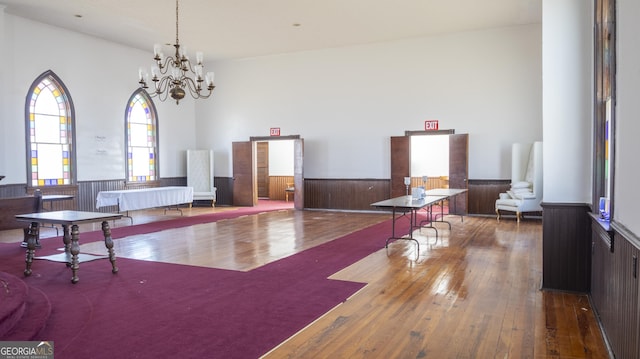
26;71;75;187
126;90;158;182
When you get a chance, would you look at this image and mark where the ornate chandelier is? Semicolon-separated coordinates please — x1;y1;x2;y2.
138;0;215;104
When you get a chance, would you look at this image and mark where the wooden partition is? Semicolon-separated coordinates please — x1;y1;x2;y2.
27;185;78;211
409;177;447;191
4;177;512;214
269;176;294;201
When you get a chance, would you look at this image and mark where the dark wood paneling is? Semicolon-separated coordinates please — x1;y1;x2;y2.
303;178;509;214
304;179;390;211
0;183;28;198
77;179;124;212
0;194;42;230
75;178;186;212
468;179;511;215
590;223;613;347
611;235;639;359
27;185;78;211
541;202;591;292
214;177;233;206
160;177;187;187
591;221;640;359
5;178;512;214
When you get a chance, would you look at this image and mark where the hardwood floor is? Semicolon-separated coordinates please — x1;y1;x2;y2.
0;204;609;358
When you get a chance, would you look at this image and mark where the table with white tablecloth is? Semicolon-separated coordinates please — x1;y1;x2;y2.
96;186;194;215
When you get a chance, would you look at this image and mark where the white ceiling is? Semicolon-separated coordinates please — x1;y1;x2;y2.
0;0;541;61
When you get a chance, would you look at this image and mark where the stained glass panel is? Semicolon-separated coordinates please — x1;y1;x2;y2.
126;91;157;182
28;73;73;187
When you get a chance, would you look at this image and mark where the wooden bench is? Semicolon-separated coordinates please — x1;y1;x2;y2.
0;191;43;241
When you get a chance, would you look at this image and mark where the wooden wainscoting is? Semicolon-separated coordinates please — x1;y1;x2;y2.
541;202;591;292
467;179;511;215
33;176;516;214
78;180;127;212
27;185;79;211
3;178;194;213
77;178;187;212
214;177;233;206
269;176;294;201
591;220;640;359
304;179;390;211
0;183;29;198
409;176;447;190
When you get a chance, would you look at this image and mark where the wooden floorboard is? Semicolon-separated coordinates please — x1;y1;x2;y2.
0;203;609;358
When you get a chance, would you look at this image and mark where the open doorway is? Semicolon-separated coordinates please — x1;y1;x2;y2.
410;134;450;189
256;140;295;200
232;136;304;209
390;132;468;214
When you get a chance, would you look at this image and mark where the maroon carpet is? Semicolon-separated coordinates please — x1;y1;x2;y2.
0;208;411;358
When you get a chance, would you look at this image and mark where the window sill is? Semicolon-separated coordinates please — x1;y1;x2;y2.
589;212;614;252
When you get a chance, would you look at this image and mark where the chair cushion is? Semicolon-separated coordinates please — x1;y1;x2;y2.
507;190;535;200
496;198;522;212
511;181;531;189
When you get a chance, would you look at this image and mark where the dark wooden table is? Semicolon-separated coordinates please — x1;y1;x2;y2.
16;210;123;283
39;194;75;235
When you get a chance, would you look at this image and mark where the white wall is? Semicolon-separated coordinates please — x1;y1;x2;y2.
268;140;294;176
1;10;542;188
196;24;543;180
541;0;592;203
615;0;640;234
0;11;197;184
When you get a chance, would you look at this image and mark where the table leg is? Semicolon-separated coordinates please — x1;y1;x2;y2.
440;199;452;229
386;207;397;248
62;224;72;265
69;224;81;284
102;221;118;274
386;207;420;250
24;222;40;277
418;205;439;240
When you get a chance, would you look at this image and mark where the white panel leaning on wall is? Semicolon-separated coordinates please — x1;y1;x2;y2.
186;150;216;207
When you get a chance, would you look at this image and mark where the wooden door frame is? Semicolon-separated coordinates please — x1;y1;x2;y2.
233;135;303;209
391;130;469;214
256;142;270;198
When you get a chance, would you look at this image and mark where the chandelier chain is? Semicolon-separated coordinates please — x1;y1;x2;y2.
175;0;179;46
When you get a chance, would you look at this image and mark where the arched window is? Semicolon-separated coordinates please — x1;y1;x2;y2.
25;71;76;187
125;89;158;182
593;0;616;221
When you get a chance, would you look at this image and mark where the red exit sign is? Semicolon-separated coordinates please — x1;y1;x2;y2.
270;128;281;136
424;120;439;131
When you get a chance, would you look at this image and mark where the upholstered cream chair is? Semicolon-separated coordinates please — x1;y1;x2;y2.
495;141;543;223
